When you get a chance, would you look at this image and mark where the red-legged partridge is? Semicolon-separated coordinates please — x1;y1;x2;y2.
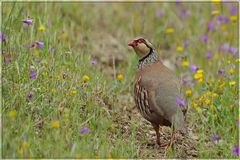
128;37;187;147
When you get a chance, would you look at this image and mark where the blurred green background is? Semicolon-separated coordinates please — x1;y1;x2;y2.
1;1;239;158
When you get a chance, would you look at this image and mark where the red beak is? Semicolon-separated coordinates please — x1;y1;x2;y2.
128;40;136;47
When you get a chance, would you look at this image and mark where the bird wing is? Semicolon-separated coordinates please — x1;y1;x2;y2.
134;76;155;119
148;63;186;132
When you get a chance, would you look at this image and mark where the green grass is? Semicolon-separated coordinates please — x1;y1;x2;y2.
1;1;239;158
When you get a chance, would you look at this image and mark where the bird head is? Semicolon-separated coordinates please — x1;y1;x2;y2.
128;37;154;59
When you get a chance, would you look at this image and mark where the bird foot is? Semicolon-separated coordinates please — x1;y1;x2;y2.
160;141;171;147
157;140;172;147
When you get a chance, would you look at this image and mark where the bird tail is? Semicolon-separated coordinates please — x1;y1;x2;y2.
172;110;187;134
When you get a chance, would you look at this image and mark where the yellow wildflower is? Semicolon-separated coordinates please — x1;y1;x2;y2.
182;60;189;67
194;73;202;81
206;91;211;97
235;58;240;63
82;75;90;82
198;96;204;103
192;101;198;109
23;142;30;149
212;93;218;98
71;90;77;95
229;81;236;86
185;89;192;96
205;99;210;105
198;78;203;83
219;81;226;89
229;68;235;75
221;24;228;31
117;74;124;81
18;148;23;156
38;25;46;31
211;10;220;15
34;50;39;57
51;120;60;128
210;104;214;109
197;69;203;74
166;27;174;33
194;69;204;83
176;46;184;52
8;110;17;118
230;16;237;23
212;0;221;3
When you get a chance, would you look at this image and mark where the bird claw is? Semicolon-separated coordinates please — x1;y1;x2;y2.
157;140;172;148
160;141;171;147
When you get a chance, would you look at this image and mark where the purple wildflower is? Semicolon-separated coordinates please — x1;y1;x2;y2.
183;79;189;84
208;22;215;31
30;66;37;79
176;97;185;107
184;40;190;48
218;69;224;75
223;17;230;24
189;65;199;73
5;55;12;63
0;32;6;42
230;7;237;15
176;0;181;6
217;15;230;24
156;10;164;17
211;135;220;142
27;92;33;100
5;57;12;62
91;59;97;65
222;43;230;52
30;70;37;79
27;43;35;48
49;47;54;53
230;65;236;69
206;51;212;59
180;9;191;18
36;41;44;48
23;19;33;25
229;47;237;54
201;35;208;43
232;145;239;156
80;127;89;134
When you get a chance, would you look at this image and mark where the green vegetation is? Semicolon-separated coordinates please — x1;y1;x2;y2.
2;1;239;158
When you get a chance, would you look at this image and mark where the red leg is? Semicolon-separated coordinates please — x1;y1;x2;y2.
152;124;161;145
161;128;175;147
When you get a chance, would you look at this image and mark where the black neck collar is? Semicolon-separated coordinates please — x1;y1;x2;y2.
139;48;153;63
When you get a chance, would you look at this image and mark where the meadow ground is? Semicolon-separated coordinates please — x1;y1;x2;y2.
1;1;239;159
